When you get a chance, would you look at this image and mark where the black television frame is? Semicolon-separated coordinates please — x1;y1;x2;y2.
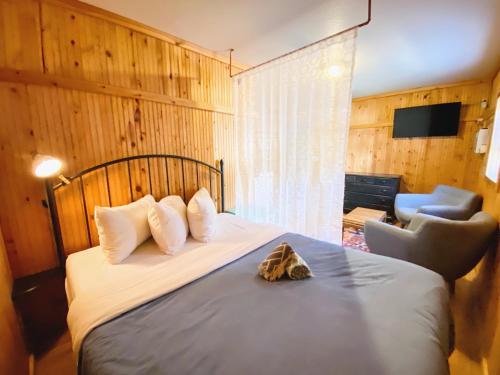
392;102;461;139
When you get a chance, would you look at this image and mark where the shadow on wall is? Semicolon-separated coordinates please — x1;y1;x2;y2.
452;231;499;368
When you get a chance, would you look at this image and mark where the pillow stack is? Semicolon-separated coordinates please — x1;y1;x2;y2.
94;188;218;264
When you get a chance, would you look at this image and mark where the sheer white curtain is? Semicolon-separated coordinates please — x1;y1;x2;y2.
233;30;357;244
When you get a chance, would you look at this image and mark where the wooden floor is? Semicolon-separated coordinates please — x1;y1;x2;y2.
35;331;74;375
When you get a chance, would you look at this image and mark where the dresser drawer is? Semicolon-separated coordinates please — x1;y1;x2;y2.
345;192;394;206
345;175;399;189
345;183;396;197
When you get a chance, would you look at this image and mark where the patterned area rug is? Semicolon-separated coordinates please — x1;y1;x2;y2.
342;227;370;252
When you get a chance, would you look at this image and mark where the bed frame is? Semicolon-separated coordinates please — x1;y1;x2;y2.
45;154;225;266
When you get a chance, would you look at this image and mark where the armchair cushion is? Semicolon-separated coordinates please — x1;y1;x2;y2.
417;205;471;220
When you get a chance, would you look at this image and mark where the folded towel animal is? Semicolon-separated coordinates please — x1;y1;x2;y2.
258;242;312;281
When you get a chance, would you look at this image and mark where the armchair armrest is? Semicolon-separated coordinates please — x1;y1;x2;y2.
406;213;438;231
395;193;437;209
364;220;417;262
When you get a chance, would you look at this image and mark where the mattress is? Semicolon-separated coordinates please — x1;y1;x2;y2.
75;231;451;375
65;213;267;305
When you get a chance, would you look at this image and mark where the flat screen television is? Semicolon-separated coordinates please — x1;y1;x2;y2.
392;102;461;138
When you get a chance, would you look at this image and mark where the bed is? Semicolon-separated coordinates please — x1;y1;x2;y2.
48;155;451;375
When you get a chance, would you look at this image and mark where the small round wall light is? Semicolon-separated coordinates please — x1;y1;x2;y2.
32;154;63;178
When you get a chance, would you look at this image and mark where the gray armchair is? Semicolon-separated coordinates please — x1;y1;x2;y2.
364;212;497;281
395;185;482;225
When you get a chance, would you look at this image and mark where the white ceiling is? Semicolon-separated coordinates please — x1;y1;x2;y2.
83;0;500;97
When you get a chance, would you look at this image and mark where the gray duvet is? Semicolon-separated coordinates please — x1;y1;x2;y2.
80;233;450;375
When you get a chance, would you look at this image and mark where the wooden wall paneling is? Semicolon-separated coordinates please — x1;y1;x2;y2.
84;5;117;85
183;161;198;203
0;82;58;276
181;110;197;201
205;52;213;104
203;111;214;162
0;229;28;375
129;159;151;201
0;0;236;276
0;0;42;72
149;158;168;199
0;83;235;272
197;164;211;198
42;0;248;71
42;1;236;104
185;49;195;101
348;81;490;193
30;85;90;257
63;3;83;79
132;32;157;93
168;44;181;99
141;103;159;198
188;50;201;103
171;45;184;99
178;47;190;100
41;2;66;77
0;67;234;115
159;43;178;97
81;169;108;246
55;181;87;255
106;163;133;206
167;159;185;199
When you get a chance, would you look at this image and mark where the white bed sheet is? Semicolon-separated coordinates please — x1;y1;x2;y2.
65;213;276;305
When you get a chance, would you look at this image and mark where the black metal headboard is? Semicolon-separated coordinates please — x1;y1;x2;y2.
45;154;224;266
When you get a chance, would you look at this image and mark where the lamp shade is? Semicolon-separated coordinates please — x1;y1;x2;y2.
33;154;62;177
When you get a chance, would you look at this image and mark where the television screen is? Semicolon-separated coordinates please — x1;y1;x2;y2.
392;102;461;138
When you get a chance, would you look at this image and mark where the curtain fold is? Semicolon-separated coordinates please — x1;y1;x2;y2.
233;29;357;244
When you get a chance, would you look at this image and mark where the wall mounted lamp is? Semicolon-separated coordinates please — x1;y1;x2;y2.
32;154;70;184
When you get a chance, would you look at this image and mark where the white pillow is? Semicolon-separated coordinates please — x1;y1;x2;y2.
187;188;217;242
159;195;189;235
148;202;187;254
94;195;155;264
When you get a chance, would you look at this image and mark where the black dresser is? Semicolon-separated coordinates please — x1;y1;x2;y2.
344;173;401;221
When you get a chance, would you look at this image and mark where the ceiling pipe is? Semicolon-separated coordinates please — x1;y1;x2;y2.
229;0;372;78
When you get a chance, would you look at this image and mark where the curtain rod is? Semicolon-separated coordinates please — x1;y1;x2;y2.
229;0;372;78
